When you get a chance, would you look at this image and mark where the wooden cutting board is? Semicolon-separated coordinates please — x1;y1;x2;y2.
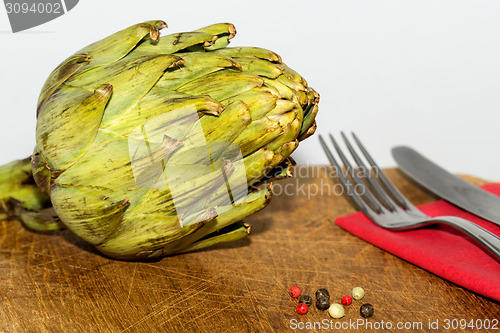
0;167;498;332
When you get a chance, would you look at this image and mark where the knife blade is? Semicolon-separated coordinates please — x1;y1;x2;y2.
392;146;500;226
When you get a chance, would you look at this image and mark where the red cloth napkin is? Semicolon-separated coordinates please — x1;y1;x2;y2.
335;183;500;302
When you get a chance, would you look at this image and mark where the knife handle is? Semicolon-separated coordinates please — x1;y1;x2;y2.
426;216;500;263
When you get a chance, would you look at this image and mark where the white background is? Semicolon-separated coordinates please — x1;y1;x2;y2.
1;0;499;180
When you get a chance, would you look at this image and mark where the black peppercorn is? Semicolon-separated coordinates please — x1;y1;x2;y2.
315;288;330;300
298;294;312;307
360;303;374;318
316;297;330;311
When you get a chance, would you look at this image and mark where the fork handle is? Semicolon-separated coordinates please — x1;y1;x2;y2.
425;216;500;262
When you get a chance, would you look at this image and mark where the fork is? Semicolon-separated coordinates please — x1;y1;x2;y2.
319;132;500;262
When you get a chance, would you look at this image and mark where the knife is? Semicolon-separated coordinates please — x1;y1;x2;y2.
392;146;500;226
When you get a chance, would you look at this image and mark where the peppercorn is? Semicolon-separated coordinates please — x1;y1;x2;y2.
316;297;330;311
328;303;345;319
341;295;352;306
315;288;330;300
298;294;312;307
352;287;364;300
289;285;301;298
296;303;308;315
360;303;374;318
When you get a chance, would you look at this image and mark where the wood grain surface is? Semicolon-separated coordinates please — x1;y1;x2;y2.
0;166;498;333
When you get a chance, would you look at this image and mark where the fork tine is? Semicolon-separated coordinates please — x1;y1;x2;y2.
340;132;398;211
327;134;386;214
319;135;376;219
351;132;416;211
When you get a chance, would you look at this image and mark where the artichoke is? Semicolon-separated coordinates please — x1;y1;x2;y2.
0;21;319;260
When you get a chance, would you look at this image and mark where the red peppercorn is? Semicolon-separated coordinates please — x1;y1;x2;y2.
341;295;352;306
296;303;308;315
289;285;301;298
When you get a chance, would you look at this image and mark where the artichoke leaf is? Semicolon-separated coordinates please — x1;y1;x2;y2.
36;84;112;171
194;23;236;40
155;52;240;91
133;31;217;55
278;64;308;85
128;134;184;190
108;88;224;137
66;54;183;126
275;140;299;158
233;116;283;156
178;184;272;253
177;69;264;102
243;148;275;184
266;99;297;117
257;156;296;183
203;37;230;51
195;23;236;51
96;214;188;259
262;77;294;101
178;221;250;253
221;88;277;120
276;73;307;92
125;158;236;219
266;118;302;151
54;130;138;198
233;57;283;79
193;184;272;238
36;54;90;116
298;121;317;141
213;47;282;63
300;103;319;136
200;100;252;143
77;20;167;68
31;151;52;195
50;185;130;245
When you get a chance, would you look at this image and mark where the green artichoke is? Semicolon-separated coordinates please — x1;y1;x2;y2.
0;21;319;260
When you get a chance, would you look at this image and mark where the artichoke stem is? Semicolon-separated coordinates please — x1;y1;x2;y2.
0;157;52;221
